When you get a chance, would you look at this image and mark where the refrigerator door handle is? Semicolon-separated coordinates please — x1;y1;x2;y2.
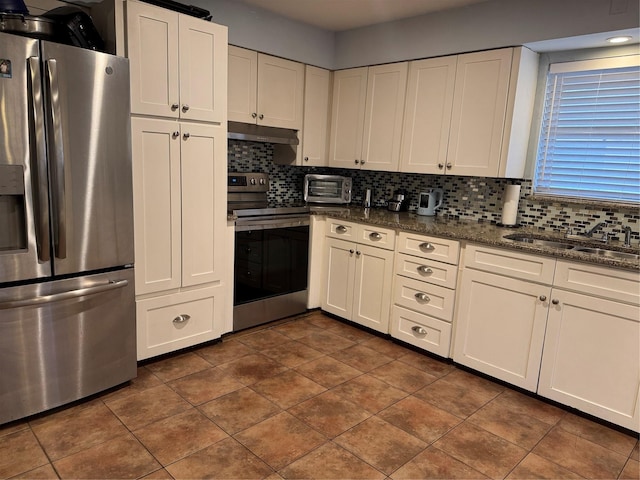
45;58;67;260
0;279;129;310
28;57;51;263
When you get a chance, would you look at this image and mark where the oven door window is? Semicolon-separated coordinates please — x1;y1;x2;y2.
234;225;309;305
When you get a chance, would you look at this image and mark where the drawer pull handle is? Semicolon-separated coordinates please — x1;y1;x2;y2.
419;242;434;251
415;292;430;302
417;265;433;274
412;326;427;335
173;314;191;324
369;232;382;241
336;225;348;233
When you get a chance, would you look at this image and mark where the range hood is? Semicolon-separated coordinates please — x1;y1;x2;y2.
228;121;299;145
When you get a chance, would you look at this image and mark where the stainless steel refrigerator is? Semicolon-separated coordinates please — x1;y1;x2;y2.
0;32;136;425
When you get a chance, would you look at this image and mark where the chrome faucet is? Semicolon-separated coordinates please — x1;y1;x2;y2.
565;221;609;243
583;222;606;238
623;226;633;247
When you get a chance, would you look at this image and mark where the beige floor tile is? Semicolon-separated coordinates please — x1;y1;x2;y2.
145;352;213;382
288;391;371;438
236;329;292;351
235;412;326;470
331;374;407;414
168;366;244;405
296;330;356;354
251;370;326;409
166;437;273;479
489;389;566;426
434;422;527;480
306;312;344;330
100;366;164;403
133;409;228;465
378;396;461;443
194;339;254;366
325;321;376;343
104;384;191;431
557;413;638;456
216;353;288;386
506;453;585;479
330;344;394;372
140;468;174;479
10;463;60;479
271;318;326;340
397;350;455;378
391;446;489;479
360;336;410;359
0;421;29;438
369;359;438;393
334;416;427;475
414;375;499;418
280;442;385;479
620;458;640;480
199;387;281;435
294;356;362;388
52;433;160;479
0;429;49;479
532;426;628;479
632;441;640;461
31;401;128;460
260;340;324;368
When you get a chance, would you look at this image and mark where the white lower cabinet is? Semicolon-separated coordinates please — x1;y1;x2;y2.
453;268;551;391
136;285;224;359
322;221;395;333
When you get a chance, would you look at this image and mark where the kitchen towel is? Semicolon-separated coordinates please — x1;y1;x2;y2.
501;184;521;226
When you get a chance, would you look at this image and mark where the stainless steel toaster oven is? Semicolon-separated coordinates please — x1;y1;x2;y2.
303;174;352;204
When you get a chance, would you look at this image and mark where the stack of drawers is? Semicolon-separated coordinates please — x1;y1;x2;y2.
390;231;460;357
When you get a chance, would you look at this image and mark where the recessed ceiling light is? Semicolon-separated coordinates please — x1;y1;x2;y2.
606;36;632;44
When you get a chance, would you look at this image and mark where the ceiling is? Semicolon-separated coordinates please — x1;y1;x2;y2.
235;0;494;31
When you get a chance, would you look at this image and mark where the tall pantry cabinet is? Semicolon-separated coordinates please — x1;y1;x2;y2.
124;0;229;360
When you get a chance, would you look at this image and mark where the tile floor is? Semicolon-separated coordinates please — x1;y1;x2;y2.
1;311;638;479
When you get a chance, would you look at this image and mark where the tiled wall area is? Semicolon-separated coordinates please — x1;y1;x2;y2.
228;141;639;242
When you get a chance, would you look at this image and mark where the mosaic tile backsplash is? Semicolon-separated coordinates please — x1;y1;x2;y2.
229;141;639;242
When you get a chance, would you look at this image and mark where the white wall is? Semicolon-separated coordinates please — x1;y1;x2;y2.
197;0;638;70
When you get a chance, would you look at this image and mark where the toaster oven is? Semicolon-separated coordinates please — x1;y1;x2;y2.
303;174;352;204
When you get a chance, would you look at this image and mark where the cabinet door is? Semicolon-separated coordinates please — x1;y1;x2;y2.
446;48;513;177
322;238;355;319
178;16;227;123
329;67;368;169
352;243;394;333
538;290;640;431
400;56;457;174
361;62;408;172
180;122;227;288
453;268;550;391
228;46;258;123
127;0;179;118
301;66;331;166
131;117;181;294
257;54;305;129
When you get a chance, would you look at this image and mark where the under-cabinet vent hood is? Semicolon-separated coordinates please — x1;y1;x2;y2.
228;121;299;145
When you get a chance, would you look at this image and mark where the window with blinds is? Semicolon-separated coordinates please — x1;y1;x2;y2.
534;55;640;204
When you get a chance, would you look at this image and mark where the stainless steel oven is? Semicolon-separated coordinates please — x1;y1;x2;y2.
229;173;310;331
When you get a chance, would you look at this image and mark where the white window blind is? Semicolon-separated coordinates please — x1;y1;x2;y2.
534;55;640;203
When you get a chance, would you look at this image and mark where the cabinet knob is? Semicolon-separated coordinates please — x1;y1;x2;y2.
304;157;309;162
356;250;361;256
259;114;264;120
336;225;348;233
172;131;180;138
369;232;382;241
446;162;452;170
551;299;560;305
183;132;190;139
411;325;427;335
171;103;179;111
539;295;547;301
417;265;433;274
252;112;257;118
182;104;190;112
419;242;435;251
354;159;360;165
360;159;365;165
349;249;354;254
173;314;191;324
438;163;444;169
415;292;430;302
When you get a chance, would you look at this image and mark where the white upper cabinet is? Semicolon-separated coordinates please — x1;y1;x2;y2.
400;56;457;174
228;46;305;130
400;47;538;177
329;63;408;171
126;0;227;123
301;65;331;166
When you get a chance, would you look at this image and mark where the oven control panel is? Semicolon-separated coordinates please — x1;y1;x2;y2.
228;172;269;192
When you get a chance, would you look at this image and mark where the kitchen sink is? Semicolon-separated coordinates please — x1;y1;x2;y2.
502;234;639;261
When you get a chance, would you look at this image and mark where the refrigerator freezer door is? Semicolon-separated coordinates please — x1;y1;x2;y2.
0;32;52;283
0;268;136;424
41;41;134;276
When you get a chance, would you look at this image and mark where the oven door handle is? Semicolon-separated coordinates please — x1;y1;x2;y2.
235;217;310;232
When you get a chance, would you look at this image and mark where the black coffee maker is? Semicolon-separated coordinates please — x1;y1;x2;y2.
387;188;410;212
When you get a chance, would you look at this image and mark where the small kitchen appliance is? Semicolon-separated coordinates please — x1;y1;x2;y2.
304;174;352;204
417;189;444;216
387;189;410;211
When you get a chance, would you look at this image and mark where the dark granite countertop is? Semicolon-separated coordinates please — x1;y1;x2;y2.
228;207;639;271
